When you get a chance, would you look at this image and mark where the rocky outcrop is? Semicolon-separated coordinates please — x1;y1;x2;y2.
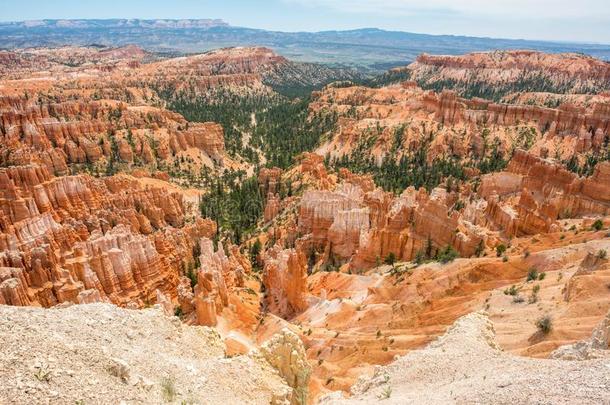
352;186;482;269
70;225;181;306
298;153;334;190
258;329;311;405
263;246;308;319
264;193;282;222
189;238;252;326
259;167;283;194
327;207;370;258
193;238;231;326
259;168;284;222
0;267;32;306
0;303;293;404
505;150;610;235
299;183;364;248
580;161;610;203
551;310;610;360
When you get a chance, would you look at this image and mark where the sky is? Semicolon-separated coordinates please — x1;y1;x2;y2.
1;0;609;44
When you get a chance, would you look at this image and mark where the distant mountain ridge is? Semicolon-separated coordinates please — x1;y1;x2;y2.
0;18;229;29
1;19;609;70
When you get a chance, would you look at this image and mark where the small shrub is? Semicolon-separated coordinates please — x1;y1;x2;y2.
437;245;459;264
512;295;525;303
496;244;507;257
536;315;553;334
173;306;183;318
538;272;546;281
378;386;392;400
34;365;52;382
504;285;518;296
523;250;530;258
502;255;509;262
526;268;539;282
597;249;608;260
592;219;604;231
414;249;426;265
528;285;539;304
161;376;177;402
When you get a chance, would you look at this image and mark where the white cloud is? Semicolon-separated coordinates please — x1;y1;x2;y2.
282;0;608;19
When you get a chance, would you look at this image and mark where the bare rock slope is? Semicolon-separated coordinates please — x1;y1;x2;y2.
320;312;610;404
0;303;295;404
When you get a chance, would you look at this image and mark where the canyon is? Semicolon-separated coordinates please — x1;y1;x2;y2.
1;44;610;404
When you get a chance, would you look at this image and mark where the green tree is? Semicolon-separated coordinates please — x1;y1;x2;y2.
384;252;397;266
496;244;507;257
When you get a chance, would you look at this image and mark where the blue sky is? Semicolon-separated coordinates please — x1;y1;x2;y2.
1;0;609;43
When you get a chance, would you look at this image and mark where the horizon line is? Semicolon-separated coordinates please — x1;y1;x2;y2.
1;17;609;47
